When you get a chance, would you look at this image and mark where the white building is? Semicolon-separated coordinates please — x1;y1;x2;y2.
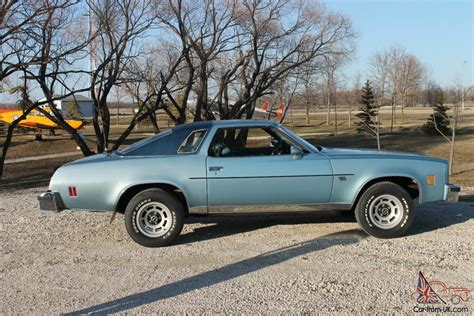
38;94;94;118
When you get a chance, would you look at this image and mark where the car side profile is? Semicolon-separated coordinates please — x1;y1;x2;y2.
38;120;460;247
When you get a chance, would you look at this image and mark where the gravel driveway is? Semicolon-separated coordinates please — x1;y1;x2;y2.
0;187;473;314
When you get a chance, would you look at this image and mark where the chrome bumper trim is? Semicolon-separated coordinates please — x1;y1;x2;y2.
444;184;460;203
38;191;65;212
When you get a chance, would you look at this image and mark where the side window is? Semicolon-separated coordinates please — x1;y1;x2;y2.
178;130;207;154
209;126;300;157
244;128;272;149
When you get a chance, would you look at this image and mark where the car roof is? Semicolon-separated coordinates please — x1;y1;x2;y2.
171;119;279;133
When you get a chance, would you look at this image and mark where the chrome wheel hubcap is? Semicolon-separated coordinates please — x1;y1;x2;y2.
369;194;404;229
136;202;172;238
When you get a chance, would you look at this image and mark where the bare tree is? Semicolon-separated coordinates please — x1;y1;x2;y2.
112;44;189;149
346;71;362;127
1;0;355;178
322;59;336;126
87;0;154;152
153;0;354;123
0;0;94;178
220;0;354;120
155;0;241;121
371;46;423;132
300;64;318;125
370;50;390;107
396;54;424;123
22;0;96;154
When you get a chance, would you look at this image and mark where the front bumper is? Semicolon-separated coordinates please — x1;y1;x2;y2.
444;184;461;203
38;191;65;212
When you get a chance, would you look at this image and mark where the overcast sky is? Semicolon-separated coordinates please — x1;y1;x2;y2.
325;0;473;87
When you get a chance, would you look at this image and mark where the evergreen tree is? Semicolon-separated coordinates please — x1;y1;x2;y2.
422;87;451;135
356;80;378;135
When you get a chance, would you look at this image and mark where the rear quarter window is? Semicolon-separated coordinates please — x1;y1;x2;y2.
121;128;208;156
178;130;207;154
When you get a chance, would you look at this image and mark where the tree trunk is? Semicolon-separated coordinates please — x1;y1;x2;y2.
116;100;119;125
0;124;14;179
177;108;187;124
348;106;352;126
448;103;459;175
305;99;310;125
401;105;404;124
326;87;330;126
449;130;455;175
194;64;208;122
100;103;110;150
92;102;104;153
376;114;381;150
390;95;395;133
401;95;405;124
380;83;385;107
148;111;159;133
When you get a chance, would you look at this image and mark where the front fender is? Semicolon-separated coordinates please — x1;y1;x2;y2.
329;158;447;204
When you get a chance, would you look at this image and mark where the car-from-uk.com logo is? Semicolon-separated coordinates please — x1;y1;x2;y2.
412;272;471;313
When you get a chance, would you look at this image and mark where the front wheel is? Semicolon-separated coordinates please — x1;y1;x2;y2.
124;188;184;247
355;181;414;238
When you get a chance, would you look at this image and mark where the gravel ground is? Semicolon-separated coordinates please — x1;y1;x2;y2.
0;187;473;314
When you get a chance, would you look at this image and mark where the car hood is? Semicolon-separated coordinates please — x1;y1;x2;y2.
319;147;447;163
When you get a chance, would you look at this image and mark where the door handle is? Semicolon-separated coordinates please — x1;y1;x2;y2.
209;166;223;171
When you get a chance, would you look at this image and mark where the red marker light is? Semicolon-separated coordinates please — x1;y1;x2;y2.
69;186;77;197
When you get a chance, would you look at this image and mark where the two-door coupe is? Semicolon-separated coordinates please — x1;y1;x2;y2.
38;120;460;247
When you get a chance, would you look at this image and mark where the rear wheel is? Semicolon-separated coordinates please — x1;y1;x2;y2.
124;188;184;247
355;181;414;238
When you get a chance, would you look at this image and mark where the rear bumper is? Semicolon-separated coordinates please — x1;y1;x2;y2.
38;191;65;212
444;184;460;203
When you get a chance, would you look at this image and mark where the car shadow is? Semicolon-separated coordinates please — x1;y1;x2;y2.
177;210;356;245
178;200;474;243
407;200;474;236
459;195;474;203
64;229;366;315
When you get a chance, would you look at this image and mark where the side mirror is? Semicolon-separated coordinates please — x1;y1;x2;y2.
291;146;303;160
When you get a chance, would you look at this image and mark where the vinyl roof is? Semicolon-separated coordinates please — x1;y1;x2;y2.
171;119;278;133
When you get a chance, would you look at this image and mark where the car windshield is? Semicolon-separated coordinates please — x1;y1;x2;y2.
278;125;319;152
116;130;172;155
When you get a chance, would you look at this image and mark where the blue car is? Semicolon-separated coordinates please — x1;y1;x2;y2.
38;120;460;247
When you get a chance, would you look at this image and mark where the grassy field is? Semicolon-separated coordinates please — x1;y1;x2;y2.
1;105;473;188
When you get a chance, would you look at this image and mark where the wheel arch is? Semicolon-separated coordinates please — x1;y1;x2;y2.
351;175;421;209
115;182;189;215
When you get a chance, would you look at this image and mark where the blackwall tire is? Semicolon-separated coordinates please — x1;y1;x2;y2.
124;188;184;247
355;181;414;238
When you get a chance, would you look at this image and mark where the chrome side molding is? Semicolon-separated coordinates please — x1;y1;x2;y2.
207;203;353;214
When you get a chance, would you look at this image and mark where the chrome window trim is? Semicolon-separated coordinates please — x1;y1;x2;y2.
207;125;309;158
276;125;317;153
177;129;208;155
